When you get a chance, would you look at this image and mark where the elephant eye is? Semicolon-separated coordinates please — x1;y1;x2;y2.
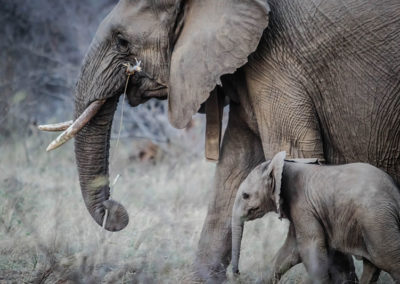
242;193;250;199
116;33;129;50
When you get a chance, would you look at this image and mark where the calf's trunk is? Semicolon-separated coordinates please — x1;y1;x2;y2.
231;216;244;274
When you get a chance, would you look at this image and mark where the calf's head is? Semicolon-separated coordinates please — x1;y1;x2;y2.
231;151;286;274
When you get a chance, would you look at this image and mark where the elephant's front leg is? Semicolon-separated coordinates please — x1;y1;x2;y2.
195;104;264;283
294;216;331;284
265;223;301;284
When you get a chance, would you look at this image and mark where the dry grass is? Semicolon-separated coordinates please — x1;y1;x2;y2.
0;113;395;283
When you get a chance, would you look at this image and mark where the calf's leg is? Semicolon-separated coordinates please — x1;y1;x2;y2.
360;259;380;284
328;250;358;283
294;217;331;284
265;223;301;284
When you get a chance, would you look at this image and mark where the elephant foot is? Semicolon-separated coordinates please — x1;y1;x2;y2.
328;250;358;284
193;256;228;284
263;273;280;284
193;264;227;284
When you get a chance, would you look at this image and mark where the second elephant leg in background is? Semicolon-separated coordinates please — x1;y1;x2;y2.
328;249;358;284
195;103;265;283
360;259;380;284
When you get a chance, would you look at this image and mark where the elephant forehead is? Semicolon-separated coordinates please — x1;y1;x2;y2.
111;4;157;31
242;169;264;193
102;0;174;38
249;164;266;181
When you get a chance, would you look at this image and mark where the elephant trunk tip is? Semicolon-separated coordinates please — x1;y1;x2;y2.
99;199;129;232
232;267;240;275
231;252;241;276
231;215;244;278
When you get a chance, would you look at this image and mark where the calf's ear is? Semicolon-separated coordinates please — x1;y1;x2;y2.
263;151;286;218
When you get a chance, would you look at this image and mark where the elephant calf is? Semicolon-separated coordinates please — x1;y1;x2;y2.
231;151;400;283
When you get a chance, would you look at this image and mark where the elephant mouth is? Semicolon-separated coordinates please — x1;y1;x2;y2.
143;87;168;99
246;207;266;221
138;74;168;99
131;66;168;100
126;82;168;107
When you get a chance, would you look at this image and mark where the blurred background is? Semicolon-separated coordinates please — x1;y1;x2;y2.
0;1;392;283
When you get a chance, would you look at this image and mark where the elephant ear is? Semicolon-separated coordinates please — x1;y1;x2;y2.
168;0;270;128
264;151;286;218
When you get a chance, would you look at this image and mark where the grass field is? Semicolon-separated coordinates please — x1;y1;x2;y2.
0;112;395;283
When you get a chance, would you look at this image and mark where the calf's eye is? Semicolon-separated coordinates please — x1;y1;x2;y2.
242;193;250;199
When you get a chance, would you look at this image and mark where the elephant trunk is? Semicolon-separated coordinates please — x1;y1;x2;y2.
73;43;129;232
74;95;128;231
231;214;244;274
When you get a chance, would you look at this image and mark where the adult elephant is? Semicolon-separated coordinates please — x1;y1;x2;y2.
40;0;400;282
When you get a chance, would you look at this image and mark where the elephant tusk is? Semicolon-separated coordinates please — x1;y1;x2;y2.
38;120;73;132
45;99;106;152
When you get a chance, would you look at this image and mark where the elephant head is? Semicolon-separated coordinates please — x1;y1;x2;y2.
39;0;270;232
231;151;286;274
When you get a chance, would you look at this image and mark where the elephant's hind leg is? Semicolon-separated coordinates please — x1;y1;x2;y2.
360;259;380;284
328;250;358;284
194;103;265;283
390;271;400;284
361;218;400;283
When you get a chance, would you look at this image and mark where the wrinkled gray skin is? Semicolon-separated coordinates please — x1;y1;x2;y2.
72;0;400;281
232;152;400;283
